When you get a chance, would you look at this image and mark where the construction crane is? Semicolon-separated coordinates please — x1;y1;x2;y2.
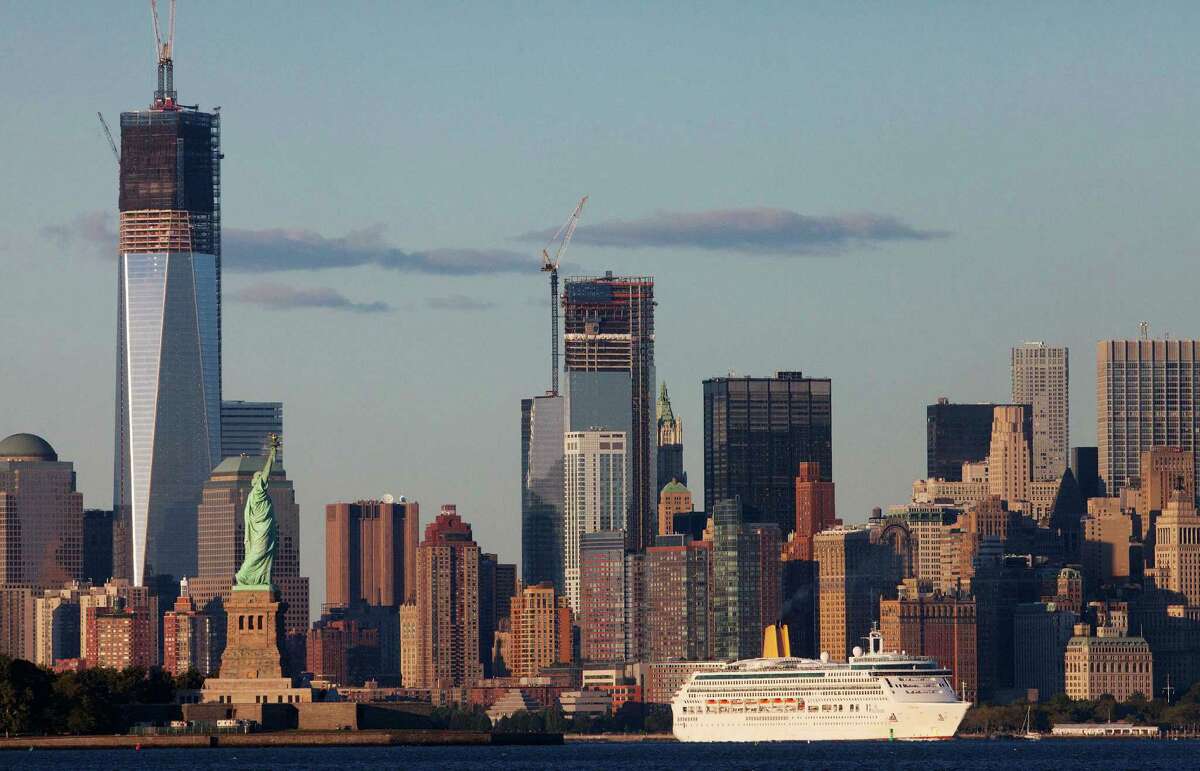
541;196;588;395
97;112;119;164
150;0;177;108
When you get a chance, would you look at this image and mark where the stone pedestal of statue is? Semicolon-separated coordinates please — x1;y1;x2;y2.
201;587;312;704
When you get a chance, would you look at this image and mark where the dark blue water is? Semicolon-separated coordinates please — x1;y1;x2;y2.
0;739;1195;768
0;739;1194;769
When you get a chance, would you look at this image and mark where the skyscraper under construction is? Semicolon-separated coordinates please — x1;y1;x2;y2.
562;273;656;553
113;22;222;586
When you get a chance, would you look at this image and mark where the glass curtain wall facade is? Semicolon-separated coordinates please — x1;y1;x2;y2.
114;108;222;586
220;401;282;464
563;274;656;553
703;372;832;539
521;394;565;590
926;401;1000;482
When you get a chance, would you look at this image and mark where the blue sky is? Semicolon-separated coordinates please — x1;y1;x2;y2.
2;2;1198;611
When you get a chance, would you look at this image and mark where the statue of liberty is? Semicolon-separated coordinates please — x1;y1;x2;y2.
234;434;279;590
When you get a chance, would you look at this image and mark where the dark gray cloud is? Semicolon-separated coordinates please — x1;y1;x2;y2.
42;213;534;275
228;282;392;314
516;207;948;254
425;294;496;311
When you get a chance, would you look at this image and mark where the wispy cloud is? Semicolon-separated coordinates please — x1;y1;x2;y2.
425;294;496;311
42;212;116;252
516;207;948;254
225;226;533;275
41;213;534;275
228;282;392;314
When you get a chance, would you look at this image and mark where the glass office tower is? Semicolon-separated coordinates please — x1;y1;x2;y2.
703;372;832;538
113;103;222;586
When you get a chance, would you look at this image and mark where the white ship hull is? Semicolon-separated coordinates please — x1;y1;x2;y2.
671;647;971;743
673;699;969;742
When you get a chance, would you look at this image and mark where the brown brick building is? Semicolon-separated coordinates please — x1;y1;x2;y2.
879;582;977;701
644;538;711;661
414;505;482;688
325;499;419;608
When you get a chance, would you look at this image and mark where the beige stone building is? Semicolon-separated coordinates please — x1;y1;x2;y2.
1153;490;1200;604
1064;625;1153;701
1011;343;1069;482
509;582;572;679
988;406;1032;505
1140;448;1194;514
399;602;420;687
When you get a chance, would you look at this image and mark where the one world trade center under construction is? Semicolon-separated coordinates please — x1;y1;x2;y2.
113;15;222;587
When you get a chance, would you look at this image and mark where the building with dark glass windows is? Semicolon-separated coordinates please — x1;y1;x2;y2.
926;399;1004;481
703;372;831;538
521;393;565;589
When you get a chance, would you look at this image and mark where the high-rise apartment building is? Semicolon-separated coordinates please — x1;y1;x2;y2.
32;584;85;666
656;383;685;493
988;405;1033;505
188;457;309;673
325;498;419;608
520;393;565;590
562;274;656;552
1098;340;1200;500
791;462;838;561
86;588;158;669
509;582;573;679
926;400;1002;481
162;578;215;676
113;61;223;586
644;537;712;661
0;434;83;589
413;506;482;688
704;372;832;538
657;480;693;537
578;530;630;663
711;499;783;660
1012;343;1069;481
815;527;891;661
1140;448;1194;514
563;430;628;611
220;401;282;463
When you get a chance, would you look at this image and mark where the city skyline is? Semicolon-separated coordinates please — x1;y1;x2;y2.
3;3;1199;613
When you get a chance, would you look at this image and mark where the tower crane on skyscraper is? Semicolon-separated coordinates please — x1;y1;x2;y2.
541;195;588;395
97;112;119;165
150;0;177;109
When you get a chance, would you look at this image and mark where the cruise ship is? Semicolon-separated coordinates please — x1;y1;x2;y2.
672;627;970;742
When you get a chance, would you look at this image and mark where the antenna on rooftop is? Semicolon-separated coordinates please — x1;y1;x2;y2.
1138;321;1149;340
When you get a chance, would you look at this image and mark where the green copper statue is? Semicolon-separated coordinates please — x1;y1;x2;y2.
233;434;279;591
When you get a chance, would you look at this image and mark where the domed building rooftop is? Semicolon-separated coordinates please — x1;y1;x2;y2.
0;433;58;461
